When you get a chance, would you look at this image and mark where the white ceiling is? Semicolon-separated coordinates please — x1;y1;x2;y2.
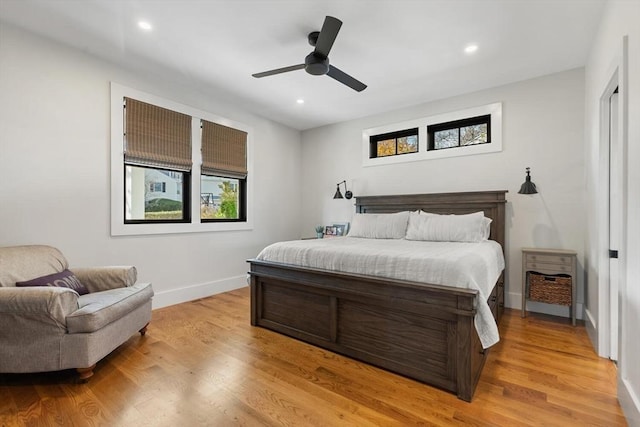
0;0;606;130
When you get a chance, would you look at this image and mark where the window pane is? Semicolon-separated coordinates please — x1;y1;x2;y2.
460;124;488;146
201;175;240;220
376;139;396;157
125;165;184;220
397;135;418;154
434;129;459;149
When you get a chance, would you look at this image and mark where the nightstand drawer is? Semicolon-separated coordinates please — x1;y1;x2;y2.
526;262;573;273
525;254;573;265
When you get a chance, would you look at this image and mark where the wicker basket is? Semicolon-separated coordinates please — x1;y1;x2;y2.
528;272;572;305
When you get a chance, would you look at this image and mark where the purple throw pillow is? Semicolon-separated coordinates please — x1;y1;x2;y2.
15;269;89;295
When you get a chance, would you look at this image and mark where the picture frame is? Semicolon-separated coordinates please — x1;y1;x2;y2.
332;222;350;236
324;225;338;237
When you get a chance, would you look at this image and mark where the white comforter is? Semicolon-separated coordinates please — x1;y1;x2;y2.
256;237;505;348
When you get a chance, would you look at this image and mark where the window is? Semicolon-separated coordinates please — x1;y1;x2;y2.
200;120;247;222
369;128;418;158
149;182;166;193
201;176;246;220
362;103;501;167
123;97;191;223
427;115;490;151
127;165;188;221
111;83;253;235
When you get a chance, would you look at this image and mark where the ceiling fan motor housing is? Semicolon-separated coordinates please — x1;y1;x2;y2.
307;31;320;47
304;52;329;75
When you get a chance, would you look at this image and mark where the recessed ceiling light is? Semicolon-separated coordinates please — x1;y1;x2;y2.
464;44;478;54
296;99;305;104
138;21;152;31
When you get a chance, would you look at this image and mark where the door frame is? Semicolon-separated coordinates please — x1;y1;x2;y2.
595;38;628;363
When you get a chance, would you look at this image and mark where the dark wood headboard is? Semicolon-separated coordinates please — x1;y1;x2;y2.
355;190;507;250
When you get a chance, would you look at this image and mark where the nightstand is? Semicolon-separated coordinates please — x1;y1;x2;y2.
522;248;577;325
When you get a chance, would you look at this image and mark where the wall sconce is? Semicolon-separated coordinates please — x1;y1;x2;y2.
333;180;353;199
518;167;538;194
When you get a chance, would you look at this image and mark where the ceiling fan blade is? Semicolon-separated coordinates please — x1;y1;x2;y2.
252;64;305;78
314;16;342;58
327;65;367;92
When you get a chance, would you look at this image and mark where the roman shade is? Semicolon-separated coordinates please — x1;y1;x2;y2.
124;97;192;171
201;120;247;179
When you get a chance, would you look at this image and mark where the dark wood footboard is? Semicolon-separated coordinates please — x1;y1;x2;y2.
249;260;496;401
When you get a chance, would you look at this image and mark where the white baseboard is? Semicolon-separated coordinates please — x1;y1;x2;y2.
584;307;599;355
619;377;640;426
506;292;583;320
151;275;247;310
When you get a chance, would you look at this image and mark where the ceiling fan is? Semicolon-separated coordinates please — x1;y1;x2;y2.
252;16;367;92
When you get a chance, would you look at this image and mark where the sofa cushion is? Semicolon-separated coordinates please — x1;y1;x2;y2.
66;282;153;333
71;266;138;293
0;245;68;287
15;269;89;295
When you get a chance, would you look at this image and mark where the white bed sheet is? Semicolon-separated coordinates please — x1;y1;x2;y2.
256;237;505;348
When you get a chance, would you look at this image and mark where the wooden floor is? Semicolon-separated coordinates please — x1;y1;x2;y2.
0;287;627;426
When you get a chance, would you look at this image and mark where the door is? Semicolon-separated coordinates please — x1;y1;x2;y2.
608;89;621;362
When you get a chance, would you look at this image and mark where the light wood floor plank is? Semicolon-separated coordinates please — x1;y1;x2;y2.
0;287;627;426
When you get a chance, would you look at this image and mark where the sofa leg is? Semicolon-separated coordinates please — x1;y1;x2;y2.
139;323;149;336
77;365;95;383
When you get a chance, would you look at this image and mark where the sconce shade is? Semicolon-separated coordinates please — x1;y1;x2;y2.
518;167;538;194
333;180;353;199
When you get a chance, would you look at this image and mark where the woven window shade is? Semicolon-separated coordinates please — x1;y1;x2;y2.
201;120;247;179
124;97;192;171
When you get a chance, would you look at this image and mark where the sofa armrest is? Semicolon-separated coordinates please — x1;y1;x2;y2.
70;266;137;293
0;287;79;331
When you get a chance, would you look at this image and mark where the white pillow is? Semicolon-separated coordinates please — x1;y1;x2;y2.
406;211;486;242
419;211;492;240
481;216;492;240
348;211;410;239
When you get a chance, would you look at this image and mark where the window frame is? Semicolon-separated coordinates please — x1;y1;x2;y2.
124;164;191;224
427;114;491;151
110;83;253;236
369;127;419;158
362;103;502;167
200;174;247;223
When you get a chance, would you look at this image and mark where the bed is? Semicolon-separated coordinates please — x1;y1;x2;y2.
248;190;507;401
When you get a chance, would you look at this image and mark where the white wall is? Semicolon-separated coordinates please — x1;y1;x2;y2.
0;24;302;308
584;1;640;423
301;68;586;319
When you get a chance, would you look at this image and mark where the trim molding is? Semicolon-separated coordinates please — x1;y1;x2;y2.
584;307;599;353
152;275;247;309
619;377;640;426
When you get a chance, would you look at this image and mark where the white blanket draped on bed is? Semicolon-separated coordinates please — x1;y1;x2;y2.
256;237;505;348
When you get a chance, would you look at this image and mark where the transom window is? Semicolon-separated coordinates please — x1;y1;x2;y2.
427;115;490;151
362;103;502;167
369;128;418;158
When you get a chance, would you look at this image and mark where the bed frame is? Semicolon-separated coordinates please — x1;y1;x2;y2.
248;190;507;401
